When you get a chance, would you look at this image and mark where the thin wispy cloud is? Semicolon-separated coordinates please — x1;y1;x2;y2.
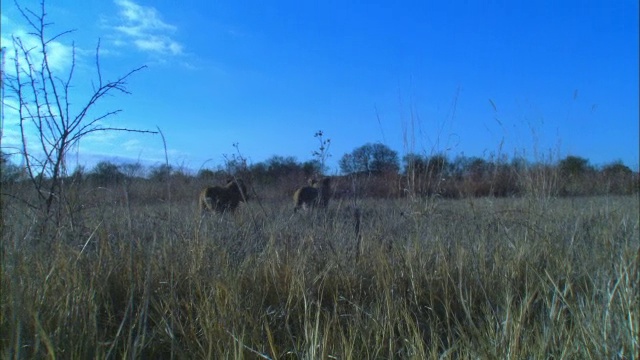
111;0;183;56
1;28;74;75
1;22;74;155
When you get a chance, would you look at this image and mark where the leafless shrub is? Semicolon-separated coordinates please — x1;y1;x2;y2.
4;1;155;235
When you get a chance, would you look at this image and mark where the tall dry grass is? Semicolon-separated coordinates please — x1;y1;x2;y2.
1;181;638;358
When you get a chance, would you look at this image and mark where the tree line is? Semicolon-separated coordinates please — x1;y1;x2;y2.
2;0;634;241
2;145;636;199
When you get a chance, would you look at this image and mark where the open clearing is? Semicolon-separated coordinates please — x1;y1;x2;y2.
2;194;638;358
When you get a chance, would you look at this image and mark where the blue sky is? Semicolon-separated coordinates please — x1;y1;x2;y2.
1;0;638;173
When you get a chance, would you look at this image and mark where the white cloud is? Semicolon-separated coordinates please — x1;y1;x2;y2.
111;0;184;56
120;139;143;152
1;13;10;27
1;18;76;165
134;37;183;55
44;40;74;72
1;27;74;76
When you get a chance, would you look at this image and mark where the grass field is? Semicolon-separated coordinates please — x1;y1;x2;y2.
2;189;638;358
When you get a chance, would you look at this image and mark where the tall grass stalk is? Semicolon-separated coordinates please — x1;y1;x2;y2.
2;190;638;358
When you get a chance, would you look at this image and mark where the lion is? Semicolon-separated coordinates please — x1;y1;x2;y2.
293;177;331;212
199;179;248;213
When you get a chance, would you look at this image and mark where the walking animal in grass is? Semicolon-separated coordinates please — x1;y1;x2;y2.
199;179;248;213
293;177;332;212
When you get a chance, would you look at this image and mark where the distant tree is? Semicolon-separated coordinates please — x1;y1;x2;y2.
197;168;217;180
600;161;634;195
601;161;632;177
149;164;173;182
467;157;490;182
224;158;246;177
169;166;193;185
266;156;299;176
402;153;428;176
250;155;303;184
402;153;450;196
120;162;145;179
248;162;268;182
491;161;521;197
510;156;527;174
370;143;400;174
339;143;399;175
301;160;322;177
402;153;427;196
557;156;596;195
338;153;357;175
89;161;124;185
426;154;449;178
449;155;471;180
559;156;592;177
0;152;26;183
68;165;86;183
1;152;11;168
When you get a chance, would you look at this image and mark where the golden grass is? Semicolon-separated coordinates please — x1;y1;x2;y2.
2;193;638;358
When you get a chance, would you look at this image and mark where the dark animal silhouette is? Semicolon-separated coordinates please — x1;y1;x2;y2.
199;179;247;213
293;177;331;212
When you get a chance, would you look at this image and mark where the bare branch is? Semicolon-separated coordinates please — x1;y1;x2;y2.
73;65;147;126
7;0;152;226
69;127;158;149
62;43;77;130
95;39;103;87
44;29;77;45
14;1;40;34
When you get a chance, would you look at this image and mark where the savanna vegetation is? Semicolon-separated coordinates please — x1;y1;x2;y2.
1;1;638;358
2;150;639;359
